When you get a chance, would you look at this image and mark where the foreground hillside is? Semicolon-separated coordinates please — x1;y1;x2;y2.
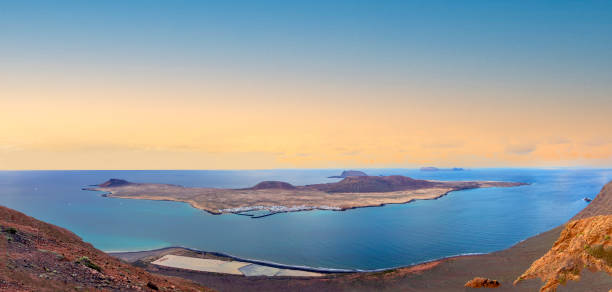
515;215;612;291
0;206;211;292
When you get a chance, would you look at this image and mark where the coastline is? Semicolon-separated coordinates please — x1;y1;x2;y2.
109;224;572;291
87;183;523;218
94;189;453;217
87;189;454;216
110;246;356;274
87;176;526;218
108;225;551;275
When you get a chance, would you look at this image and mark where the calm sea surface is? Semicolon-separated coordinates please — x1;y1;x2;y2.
0;169;610;270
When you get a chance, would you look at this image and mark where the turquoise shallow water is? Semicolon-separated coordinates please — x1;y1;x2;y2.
0;169;611;270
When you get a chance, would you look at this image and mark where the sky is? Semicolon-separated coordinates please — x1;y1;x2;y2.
1;0;611;170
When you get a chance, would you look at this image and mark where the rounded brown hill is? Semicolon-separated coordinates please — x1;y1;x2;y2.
99;178;132;187
248;181;297;190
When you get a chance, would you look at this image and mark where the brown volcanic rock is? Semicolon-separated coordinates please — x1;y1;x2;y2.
515;181;612;292
465;277;501;288
0;205;211;292
514;215;612;292
307;175;437;193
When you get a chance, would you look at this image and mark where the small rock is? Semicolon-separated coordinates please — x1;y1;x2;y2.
465;277;501;288
147;281;159;290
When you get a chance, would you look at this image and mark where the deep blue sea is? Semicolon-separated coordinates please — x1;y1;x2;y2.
0;169;611;270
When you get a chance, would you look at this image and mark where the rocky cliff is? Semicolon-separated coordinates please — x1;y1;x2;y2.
515;181;612;292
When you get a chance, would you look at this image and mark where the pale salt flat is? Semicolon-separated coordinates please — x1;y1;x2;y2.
152;254;322;277
238;264;280;276
152;255;248;275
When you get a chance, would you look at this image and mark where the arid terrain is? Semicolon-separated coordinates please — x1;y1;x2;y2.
89;176;525;216
0;206;212;291
515;214;612;291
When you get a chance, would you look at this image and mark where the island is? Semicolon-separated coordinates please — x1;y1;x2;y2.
87;175;525;217
328;170;368;178
420;167;465;171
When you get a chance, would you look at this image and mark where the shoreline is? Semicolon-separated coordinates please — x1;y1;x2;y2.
110;246;355;274
88;189;454;217
87;186;495;218
108;202;580;279
108;237;536;275
107;221;575;291
87;176;527;218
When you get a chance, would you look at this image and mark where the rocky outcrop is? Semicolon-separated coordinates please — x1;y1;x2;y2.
464;277;501;288
514;215;612;292
515;181;612;292
0;205;210;291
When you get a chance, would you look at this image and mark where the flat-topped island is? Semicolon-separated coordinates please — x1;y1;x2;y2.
88;175;525;217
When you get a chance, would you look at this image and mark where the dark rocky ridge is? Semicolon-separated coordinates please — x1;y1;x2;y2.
307;175;438;193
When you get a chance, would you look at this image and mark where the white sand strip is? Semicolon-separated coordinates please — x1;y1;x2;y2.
275;269;323;277
151;254;323;277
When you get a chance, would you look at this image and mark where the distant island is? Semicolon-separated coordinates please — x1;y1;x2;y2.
420;167;465;171
328;170;368;178
87;175;525;217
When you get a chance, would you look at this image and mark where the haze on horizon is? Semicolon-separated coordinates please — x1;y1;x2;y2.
1;1;611;170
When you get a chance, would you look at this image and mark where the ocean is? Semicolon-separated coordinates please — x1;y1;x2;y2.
0;168;610;270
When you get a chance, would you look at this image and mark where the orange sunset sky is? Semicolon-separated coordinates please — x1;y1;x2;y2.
1;1;611;169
